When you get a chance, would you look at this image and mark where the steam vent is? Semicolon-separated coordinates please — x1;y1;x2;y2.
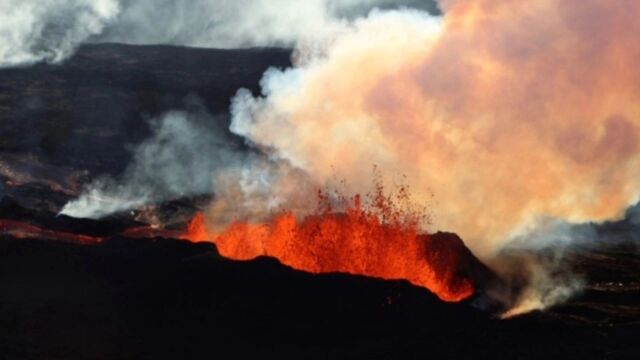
1;1;639;359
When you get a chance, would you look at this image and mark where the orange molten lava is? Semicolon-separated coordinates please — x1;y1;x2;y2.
185;190;475;302
185;212;209;242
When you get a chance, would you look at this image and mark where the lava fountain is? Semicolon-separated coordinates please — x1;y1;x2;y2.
185;185;475;302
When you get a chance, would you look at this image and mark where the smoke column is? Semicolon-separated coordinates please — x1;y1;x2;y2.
230;0;640;257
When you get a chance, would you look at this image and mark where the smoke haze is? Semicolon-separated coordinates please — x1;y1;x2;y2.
0;0;439;67
60;99;247;219
0;0;120;66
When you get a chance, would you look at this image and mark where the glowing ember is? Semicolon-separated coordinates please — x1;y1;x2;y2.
185;188;475;302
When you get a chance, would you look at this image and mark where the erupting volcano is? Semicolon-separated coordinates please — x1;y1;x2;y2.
3;0;640;358
185;184;476;302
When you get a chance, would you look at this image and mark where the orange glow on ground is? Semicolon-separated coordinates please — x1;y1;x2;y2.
0;219;103;245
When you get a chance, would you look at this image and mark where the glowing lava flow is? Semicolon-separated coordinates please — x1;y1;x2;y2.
185;191;475;302
0;219;103;245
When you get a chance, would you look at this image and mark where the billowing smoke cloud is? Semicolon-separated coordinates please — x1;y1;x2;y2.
222;0;640;313
0;0;120;66
230;0;640;257
0;0;439;67
97;0;439;48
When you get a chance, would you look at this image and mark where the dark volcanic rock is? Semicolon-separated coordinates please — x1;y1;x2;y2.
0;235;637;359
427;232;503;293
0;199;636;358
0;43;291;175
0;43;290;220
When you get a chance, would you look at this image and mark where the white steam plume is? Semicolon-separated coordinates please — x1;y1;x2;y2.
60;100;246;219
60;98;313;222
0;0;439;67
0;0;120;67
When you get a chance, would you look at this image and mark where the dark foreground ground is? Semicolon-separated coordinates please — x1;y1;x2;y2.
0;44;638;359
0;232;637;360
0;198;638;360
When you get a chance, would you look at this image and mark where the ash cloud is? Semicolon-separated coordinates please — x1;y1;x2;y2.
226;0;640;314
0;0;439;68
230;0;640;255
